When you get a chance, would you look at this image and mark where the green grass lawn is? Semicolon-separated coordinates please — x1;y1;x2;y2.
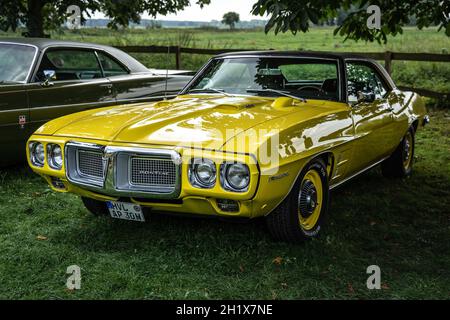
0;110;448;299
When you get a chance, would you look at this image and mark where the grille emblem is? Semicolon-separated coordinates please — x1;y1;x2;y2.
138;170;170;176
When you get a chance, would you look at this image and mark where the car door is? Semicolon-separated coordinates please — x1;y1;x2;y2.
347;60;396;173
96;50;186;104
0;84;30;165
26;48;115;134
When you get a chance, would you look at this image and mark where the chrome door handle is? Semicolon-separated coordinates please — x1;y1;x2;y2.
100;83;113;94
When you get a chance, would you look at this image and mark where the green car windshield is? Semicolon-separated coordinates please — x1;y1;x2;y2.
188;57;340;101
0;43;37;83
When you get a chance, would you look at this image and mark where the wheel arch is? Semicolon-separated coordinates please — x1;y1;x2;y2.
290;151;335;191
262;151;335;217
315;151;335;181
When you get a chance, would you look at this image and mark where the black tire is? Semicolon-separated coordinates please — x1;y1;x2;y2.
381;127;415;178
81;197;109;216
265;158;330;243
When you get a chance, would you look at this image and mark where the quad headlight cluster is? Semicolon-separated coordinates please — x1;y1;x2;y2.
189;158;250;192
29;142;63;170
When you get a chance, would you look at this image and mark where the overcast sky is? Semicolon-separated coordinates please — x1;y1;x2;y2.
93;0;264;21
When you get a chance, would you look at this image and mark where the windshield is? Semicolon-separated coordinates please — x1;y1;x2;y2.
0;43;37;83
188;57;340;101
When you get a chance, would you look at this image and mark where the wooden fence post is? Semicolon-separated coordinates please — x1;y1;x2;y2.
175;46;181;70
384;51;392;75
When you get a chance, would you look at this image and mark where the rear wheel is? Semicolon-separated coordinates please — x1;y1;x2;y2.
81;197;108;216
265;158;329;243
382;127;415;178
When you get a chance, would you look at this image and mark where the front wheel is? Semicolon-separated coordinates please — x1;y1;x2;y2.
265;158;330;243
381;127;415;178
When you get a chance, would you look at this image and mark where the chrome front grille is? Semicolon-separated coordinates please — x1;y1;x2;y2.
130;157;176;187
65;142;181;199
77;149;104;178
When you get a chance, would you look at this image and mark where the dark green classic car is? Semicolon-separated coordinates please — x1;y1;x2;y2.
0;38;192;166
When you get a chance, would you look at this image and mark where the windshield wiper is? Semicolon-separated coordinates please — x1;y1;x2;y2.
246;88;307;102
187;88;233;97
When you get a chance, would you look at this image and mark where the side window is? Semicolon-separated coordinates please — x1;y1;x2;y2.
346;62;388;103
97;52;128;77
34;49;102;82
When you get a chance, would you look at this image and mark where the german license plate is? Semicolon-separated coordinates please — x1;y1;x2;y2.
106;201;145;222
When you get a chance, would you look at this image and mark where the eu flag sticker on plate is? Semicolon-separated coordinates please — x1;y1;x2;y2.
106;201;145;222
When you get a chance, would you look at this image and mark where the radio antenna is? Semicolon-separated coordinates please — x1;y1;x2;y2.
164;44;169;100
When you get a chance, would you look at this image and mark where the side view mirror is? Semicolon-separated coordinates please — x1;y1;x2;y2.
357;90;376;103
41;70;56;87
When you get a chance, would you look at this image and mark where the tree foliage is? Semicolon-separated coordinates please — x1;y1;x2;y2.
222;11;240;30
0;0;211;37
251;0;450;43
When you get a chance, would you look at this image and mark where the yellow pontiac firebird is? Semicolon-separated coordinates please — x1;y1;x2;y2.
27;51;428;242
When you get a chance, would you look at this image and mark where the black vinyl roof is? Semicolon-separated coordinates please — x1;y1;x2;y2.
215;50;373;61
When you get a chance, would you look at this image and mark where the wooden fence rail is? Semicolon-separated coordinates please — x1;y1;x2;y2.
115;45;449;101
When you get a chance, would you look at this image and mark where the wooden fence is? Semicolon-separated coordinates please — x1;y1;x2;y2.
115;45;450;101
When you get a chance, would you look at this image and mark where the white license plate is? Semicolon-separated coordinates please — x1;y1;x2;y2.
106;201;145;222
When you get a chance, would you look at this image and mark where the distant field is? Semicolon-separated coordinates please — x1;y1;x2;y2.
1;26;449;98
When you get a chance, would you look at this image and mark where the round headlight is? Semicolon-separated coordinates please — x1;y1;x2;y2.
190;158;216;188
225;163;250;191
30;142;45;166
48;144;63;169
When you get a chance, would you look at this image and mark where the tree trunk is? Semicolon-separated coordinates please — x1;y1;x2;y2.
24;0;46;37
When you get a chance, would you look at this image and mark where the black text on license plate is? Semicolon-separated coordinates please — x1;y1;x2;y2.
106;201;145;222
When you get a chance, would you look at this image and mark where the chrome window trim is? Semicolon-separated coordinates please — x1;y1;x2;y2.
31;46;104;83
94;49;131;75
343;58;396;105
181;55;343;102
30;44;148;82
344;57;396;90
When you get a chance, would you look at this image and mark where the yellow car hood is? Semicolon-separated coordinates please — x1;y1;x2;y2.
36;95;319;150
